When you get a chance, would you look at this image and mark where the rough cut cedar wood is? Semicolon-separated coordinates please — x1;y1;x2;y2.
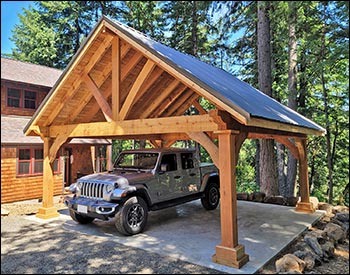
1;57;62;87
23;16;325;136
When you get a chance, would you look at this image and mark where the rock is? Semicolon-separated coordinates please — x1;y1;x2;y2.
321;240;335;259
305;228;327;243
335;212;349;223
324;222;346;244
237;192;248;200
318;202;334;217
309;197;320;210
333;205;349;214
275;254;305;273
247;193;254;201
286;196;299;207
251;192;266;202
304;235;323;257
293;250;316;271
264;195;286;205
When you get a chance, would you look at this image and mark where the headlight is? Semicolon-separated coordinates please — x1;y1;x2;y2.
106;184;114;193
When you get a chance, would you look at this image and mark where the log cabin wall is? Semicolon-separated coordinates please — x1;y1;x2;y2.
1;146;63;203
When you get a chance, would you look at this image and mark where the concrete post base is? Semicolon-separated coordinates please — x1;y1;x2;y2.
212;244;249;269
295;202;315;213
36;207;60;219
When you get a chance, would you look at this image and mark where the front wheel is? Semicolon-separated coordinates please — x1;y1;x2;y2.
115;196;148;236
201;182;220;210
69;209;95;224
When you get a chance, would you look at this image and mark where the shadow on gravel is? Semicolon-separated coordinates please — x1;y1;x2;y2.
1;215;222;274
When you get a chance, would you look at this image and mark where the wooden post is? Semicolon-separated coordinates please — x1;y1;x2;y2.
36;138;60;219
295;138;315;213
212;130;249;268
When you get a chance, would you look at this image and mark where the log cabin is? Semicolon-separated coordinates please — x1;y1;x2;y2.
1;57;112;203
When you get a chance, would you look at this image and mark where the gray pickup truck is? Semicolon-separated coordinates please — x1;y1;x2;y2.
65;148;219;235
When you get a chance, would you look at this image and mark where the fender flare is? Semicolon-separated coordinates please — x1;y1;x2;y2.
200;172;220;192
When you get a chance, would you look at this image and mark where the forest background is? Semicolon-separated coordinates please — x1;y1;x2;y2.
4;1;349;206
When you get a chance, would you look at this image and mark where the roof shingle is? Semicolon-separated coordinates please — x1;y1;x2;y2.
1;57;62;87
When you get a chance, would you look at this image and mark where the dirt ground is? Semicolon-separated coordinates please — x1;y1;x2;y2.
1;200;349;274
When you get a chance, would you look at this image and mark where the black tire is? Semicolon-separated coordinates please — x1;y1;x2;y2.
69;209;95;224
115;196;148;236
201;182;220;210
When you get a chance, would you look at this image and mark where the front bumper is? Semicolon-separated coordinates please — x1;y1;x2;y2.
64;196;120;220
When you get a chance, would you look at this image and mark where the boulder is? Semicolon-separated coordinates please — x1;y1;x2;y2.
264;195;286;205
237;192;248;200
324;222;346;244
275;254;305;273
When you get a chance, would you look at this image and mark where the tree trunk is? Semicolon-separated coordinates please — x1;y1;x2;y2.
277;143;287;195
287;1;298;196
257;1;278;196
319;5;334;204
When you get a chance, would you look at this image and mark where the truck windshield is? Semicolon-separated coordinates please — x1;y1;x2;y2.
114;153;159;170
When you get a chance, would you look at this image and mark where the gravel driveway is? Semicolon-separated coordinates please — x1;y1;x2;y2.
1;214;223;274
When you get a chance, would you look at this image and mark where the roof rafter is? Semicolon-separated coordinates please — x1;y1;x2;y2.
119;59;156;120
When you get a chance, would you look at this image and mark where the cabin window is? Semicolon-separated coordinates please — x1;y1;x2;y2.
6;87;37;109
17;147;60;176
7;88;21;108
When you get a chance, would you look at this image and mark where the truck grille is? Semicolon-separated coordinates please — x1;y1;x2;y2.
80;182;105;199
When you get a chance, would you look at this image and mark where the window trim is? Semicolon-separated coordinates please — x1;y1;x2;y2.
17;146;60;177
6;86;38;110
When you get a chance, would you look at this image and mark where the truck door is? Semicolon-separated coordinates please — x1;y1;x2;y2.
156;153;182;201
180;152;201;195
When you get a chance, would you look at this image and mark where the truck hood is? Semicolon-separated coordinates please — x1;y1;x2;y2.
78;171;154;185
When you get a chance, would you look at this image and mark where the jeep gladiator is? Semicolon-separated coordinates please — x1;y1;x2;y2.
65;148;220;235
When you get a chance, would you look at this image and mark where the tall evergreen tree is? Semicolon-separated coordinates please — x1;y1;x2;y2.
257;1;278;196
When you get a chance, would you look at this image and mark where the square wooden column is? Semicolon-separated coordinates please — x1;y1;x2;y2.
36;138;60;219
295;138;315;213
212;130;249;268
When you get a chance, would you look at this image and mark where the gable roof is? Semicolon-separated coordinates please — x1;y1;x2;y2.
24;16;325;138
107;18;324;134
1;57;62;87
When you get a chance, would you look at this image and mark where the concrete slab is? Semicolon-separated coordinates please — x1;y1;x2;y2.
56;200;323;274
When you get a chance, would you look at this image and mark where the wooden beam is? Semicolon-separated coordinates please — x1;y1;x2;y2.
295;138;315;213
140;79;181;119
119;59;156;120
66;42;132;124
112;36;120;121
187;132;219;167
84;75;113;122
192;99;208;115
148;140;163;148
26;22;106;132
160;89;193;117
274;137;299;160
212;130;249;268
45;31;114;126
249;117;325;137
173;93;199;116
36;137;60;219
103;21;250;125
49;114;220;138
49;134;70;163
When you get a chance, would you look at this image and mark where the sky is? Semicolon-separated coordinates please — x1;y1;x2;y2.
1;1;34;55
